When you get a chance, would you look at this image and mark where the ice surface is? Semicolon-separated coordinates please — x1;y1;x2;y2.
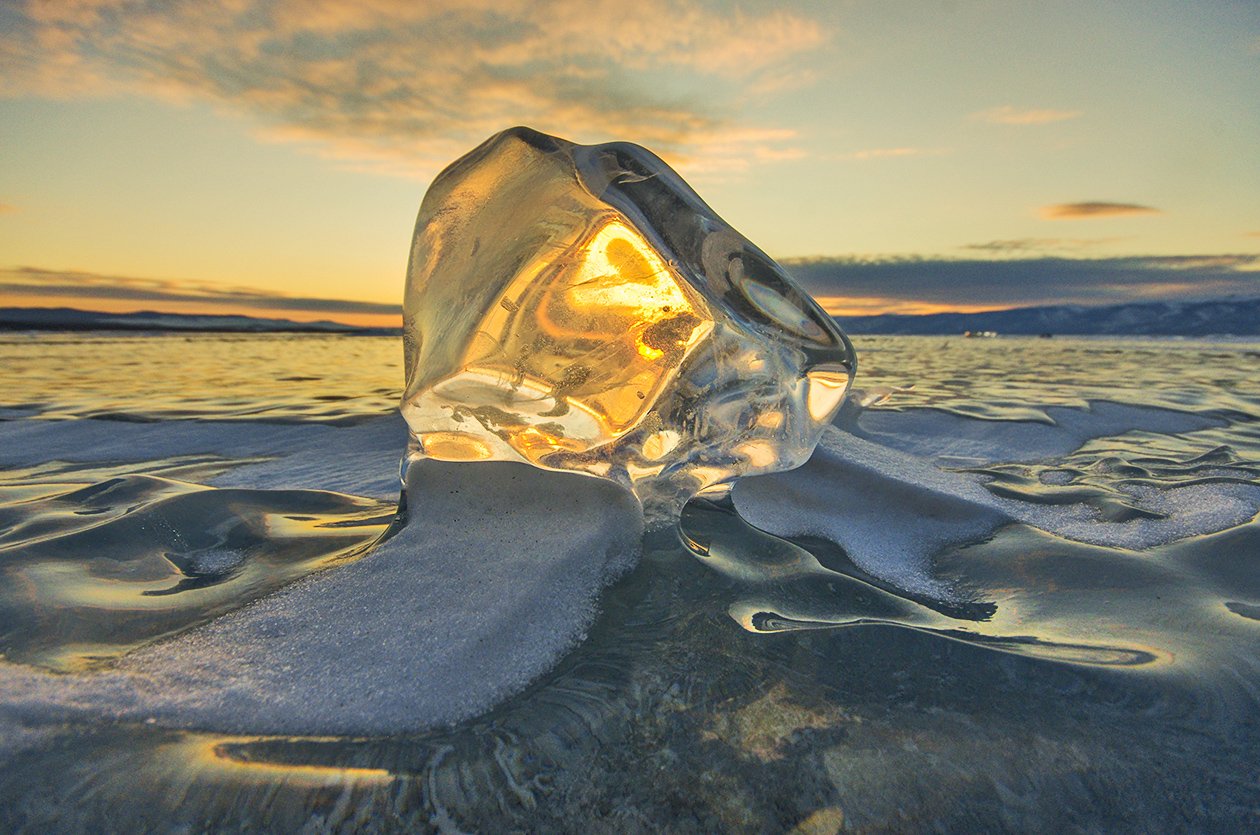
846;400;1226;465
737;403;1259;594
735;428;1009;597
0;414;406;499
0;460;641;735
2;399;1254;740
401;127;855;518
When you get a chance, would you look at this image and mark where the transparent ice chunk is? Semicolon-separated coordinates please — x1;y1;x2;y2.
401;127;855;520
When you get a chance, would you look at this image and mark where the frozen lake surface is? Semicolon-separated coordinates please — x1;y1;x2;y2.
2;332;1259;831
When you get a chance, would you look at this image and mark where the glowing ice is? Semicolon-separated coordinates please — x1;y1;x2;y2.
401;127;855;518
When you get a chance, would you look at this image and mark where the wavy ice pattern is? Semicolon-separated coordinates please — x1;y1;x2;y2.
2;331;1260;828
2;394;1258;733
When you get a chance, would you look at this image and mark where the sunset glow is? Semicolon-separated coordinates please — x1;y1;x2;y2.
1;1;1257;323
814;298;1016;318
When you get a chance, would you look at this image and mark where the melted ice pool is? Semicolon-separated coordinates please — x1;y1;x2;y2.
1;333;1259;830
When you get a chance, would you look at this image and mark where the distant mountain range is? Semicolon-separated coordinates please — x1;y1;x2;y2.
4;298;1259;337
838;297;1260;336
0;307;395;334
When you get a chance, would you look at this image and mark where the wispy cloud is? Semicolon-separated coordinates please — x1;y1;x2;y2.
1041;202;1161;220
838;147;949;161
0;266;397;315
962;238;1124;254
664;127;807;179
0;203;16;214
972;105;1083;126
783;254;1260;314
0;0;829;179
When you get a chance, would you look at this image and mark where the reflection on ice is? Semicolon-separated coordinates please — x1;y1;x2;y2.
678;491;1164;668
0;457;392;670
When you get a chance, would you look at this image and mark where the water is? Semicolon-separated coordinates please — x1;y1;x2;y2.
0;332;403;421
2;332;1259;831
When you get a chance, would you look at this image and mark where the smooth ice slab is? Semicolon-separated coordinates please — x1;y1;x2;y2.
402;127;855;517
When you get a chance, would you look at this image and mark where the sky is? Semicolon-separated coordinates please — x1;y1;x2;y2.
1;0;1258;325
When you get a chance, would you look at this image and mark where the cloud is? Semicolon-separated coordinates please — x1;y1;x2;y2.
9;252;1260;321
972;105;1083;125
1041;202;1161;219
0;0;828;179
0;266;397;315
0;203;16;214
782;254;1260;314
837;147;949;161
961;238;1124;254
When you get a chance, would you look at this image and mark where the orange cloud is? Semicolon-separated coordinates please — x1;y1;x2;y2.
0;265;398;327
1040;202;1161;220
813;296;1008;317
0;203;16;214
973;105;1083;125
0;0;829;181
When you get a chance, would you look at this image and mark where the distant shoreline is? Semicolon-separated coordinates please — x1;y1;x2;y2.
837;296;1260;337
5;296;1260;337
0;307;399;336
0;322;400;336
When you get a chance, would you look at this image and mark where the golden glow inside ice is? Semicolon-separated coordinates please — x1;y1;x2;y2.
755;411;785;430
805;366;852;422
641;429;681;461
416;215;713;464
421;431;492;461
401;129;858;509
734;440;778;469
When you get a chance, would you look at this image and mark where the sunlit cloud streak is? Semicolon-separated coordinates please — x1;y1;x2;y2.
838;147;948;161
0;0;828;178
0;266;397;315
0;203;16;214
962;238;1124;254
785;254;1260;314
972;105;1083;125
1041;202;1161;219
